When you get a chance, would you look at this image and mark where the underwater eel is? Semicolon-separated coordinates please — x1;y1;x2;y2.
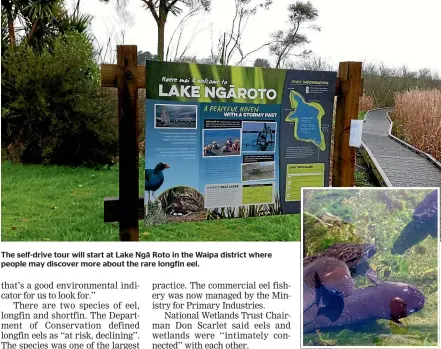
303;281;425;334
303;257;354;313
392;189;439;254
304;243;379;284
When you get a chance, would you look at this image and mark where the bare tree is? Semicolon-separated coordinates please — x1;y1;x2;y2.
218;0;272;65
270;1;320;68
114;0;134;45
212;0;320;68
99;0;211;60
141;0;210;60
95;10;120;64
165;4;207;62
212;0;272;65
290;55;333;71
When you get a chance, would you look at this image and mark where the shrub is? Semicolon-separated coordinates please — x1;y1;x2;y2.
1;32;118;165
391;88;441;162
359;94;375;112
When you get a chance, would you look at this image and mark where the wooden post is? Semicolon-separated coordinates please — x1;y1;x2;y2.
332;62;362;187
116;45;139;241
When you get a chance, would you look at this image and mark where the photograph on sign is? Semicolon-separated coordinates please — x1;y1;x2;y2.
154;104;198;129
241;121;277;153
144;61;336;226
241;161;275;182
301;187;439;348
202;128;241;157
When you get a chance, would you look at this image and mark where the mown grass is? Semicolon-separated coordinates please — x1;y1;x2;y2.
303;189;438;347
1;160;300;242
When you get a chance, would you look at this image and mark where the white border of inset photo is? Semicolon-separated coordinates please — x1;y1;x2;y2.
241;120;277;153
300;186;440;349
202;128;242;158
153;103;198;129
241;161;276;183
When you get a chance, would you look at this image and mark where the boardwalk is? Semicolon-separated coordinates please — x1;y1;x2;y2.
361;108;441;187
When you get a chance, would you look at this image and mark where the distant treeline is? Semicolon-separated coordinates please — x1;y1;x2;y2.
362;63;441;107
138;51;441;109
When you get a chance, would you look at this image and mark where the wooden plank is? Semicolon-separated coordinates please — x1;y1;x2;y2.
332;62;363;187
102;65;145;89
359;144;392;187
101;64;118;87
117;45;139;241
101;64;347;97
104;197;144;222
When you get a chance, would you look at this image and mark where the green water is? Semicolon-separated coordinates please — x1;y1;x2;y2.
303;189;438;347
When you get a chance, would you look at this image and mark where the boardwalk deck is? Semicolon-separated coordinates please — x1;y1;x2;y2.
361;108;441;187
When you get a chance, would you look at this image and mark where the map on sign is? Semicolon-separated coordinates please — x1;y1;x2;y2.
285;90;326;151
279;70;336;213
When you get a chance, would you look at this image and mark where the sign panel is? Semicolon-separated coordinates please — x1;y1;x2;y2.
145;61;336;225
279;70;337;214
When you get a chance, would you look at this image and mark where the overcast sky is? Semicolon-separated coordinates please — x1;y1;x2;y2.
75;0;441;73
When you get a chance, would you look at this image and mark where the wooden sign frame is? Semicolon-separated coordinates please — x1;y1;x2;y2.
101;45;363;241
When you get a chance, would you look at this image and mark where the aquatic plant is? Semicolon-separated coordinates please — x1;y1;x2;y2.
303;212;361;256
144;201;167;225
206;193;282;220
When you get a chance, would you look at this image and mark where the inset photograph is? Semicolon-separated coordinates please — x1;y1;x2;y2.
154;104;197;129
202;129;241;157
302;188;439;348
241;121;277;152
241;161;275;182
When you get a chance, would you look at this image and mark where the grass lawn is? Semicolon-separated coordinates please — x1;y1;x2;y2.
1;161;300;242
358;110;367;120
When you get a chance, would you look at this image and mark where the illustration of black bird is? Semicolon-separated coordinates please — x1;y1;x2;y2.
145;162;170;202
392;190;439;254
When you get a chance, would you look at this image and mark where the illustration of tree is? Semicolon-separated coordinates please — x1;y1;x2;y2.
165;2;207;62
